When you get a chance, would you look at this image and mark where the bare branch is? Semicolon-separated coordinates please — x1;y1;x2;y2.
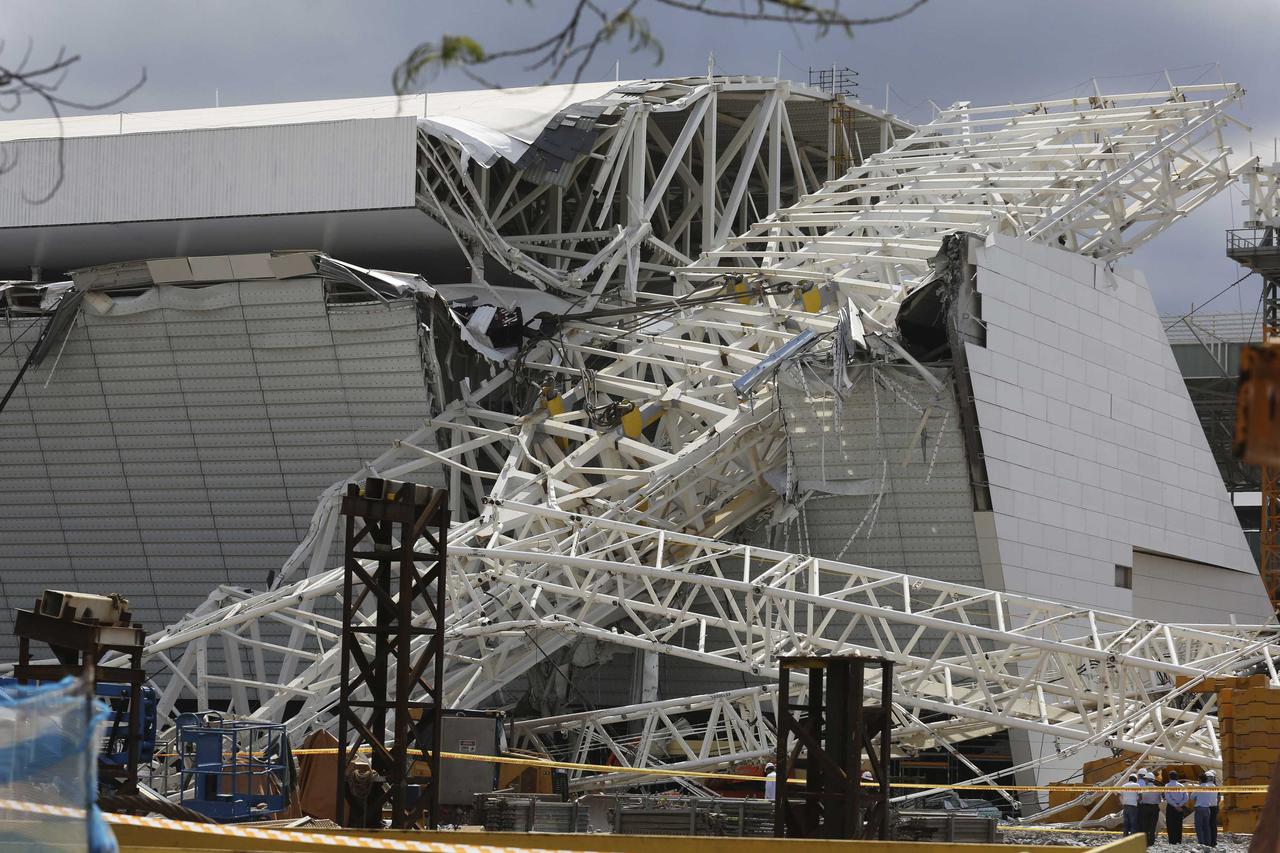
393;0;918;93
0;44;146;204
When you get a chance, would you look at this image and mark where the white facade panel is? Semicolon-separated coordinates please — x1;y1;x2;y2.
968;234;1266;619
0;118;417;229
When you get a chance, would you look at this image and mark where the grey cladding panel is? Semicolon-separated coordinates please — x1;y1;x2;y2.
0;275;441;666
0;118;418;227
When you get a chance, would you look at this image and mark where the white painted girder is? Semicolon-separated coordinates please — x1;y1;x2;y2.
135;82;1273;794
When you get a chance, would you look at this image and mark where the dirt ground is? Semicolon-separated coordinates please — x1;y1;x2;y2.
1000;828;1252;850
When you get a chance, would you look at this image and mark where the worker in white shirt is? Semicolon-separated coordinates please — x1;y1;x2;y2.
1138;770;1163;844
1119;773;1142;837
764;762;777;802
1192;770;1219;848
1164;770;1189;844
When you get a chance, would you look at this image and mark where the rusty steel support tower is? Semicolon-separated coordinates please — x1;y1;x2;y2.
335;478;449;830
774;655;893;840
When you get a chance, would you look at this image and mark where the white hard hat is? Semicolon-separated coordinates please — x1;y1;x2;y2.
861;771;873;780
1205;769;1216;778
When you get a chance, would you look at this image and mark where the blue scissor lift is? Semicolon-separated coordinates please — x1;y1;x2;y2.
175;712;290;823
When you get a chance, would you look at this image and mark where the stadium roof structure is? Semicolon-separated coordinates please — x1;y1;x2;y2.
125;81;1280;813
0;76;910;291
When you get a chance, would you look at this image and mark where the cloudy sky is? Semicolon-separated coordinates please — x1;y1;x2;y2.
6;0;1279;315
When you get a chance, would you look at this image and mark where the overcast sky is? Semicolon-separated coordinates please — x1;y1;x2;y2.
6;0;1279;315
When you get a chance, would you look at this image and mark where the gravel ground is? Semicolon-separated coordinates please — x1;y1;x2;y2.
1000;829;1252;851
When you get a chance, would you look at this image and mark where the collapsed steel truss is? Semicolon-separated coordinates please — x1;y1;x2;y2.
413;76;907;300
137;81;1280;797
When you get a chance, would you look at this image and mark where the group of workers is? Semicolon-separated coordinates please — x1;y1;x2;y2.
1120;768;1220;847
764;761;1222;848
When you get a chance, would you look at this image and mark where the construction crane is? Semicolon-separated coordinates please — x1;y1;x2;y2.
1229;162;1280;612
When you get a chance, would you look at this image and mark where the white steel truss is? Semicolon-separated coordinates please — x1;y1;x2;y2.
134;81;1276;795
412;76;907;301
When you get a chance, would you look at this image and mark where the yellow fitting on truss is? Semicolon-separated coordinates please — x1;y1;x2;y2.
542;386;565;417
801;283;822;313
621;405;644;439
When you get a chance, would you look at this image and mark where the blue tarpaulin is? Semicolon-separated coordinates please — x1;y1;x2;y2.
0;677;117;852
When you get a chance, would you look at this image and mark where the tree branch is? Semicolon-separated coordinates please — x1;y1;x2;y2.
0;41;146;204
393;0;923;93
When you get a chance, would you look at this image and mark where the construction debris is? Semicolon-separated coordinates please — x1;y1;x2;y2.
1;74;1277;840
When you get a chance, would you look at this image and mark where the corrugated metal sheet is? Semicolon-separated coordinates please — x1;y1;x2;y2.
781;364;983;584
0;118;417;228
0;276;441;664
661;364;984;701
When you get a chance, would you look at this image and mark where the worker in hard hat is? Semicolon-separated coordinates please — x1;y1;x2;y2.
1137;770;1162;844
1192;770;1219;848
1164;770;1188;844
1119;772;1141;837
764;762;777;802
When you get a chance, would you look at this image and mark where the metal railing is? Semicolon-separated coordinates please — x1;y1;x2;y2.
1227;227;1280;252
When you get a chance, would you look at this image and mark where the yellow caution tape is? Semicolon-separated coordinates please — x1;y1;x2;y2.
0;797;1246;841
276;746;1269;795
0;797;583;852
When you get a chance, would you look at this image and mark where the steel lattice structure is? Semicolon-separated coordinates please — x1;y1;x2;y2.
133;82;1280;797
412;77;905;301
